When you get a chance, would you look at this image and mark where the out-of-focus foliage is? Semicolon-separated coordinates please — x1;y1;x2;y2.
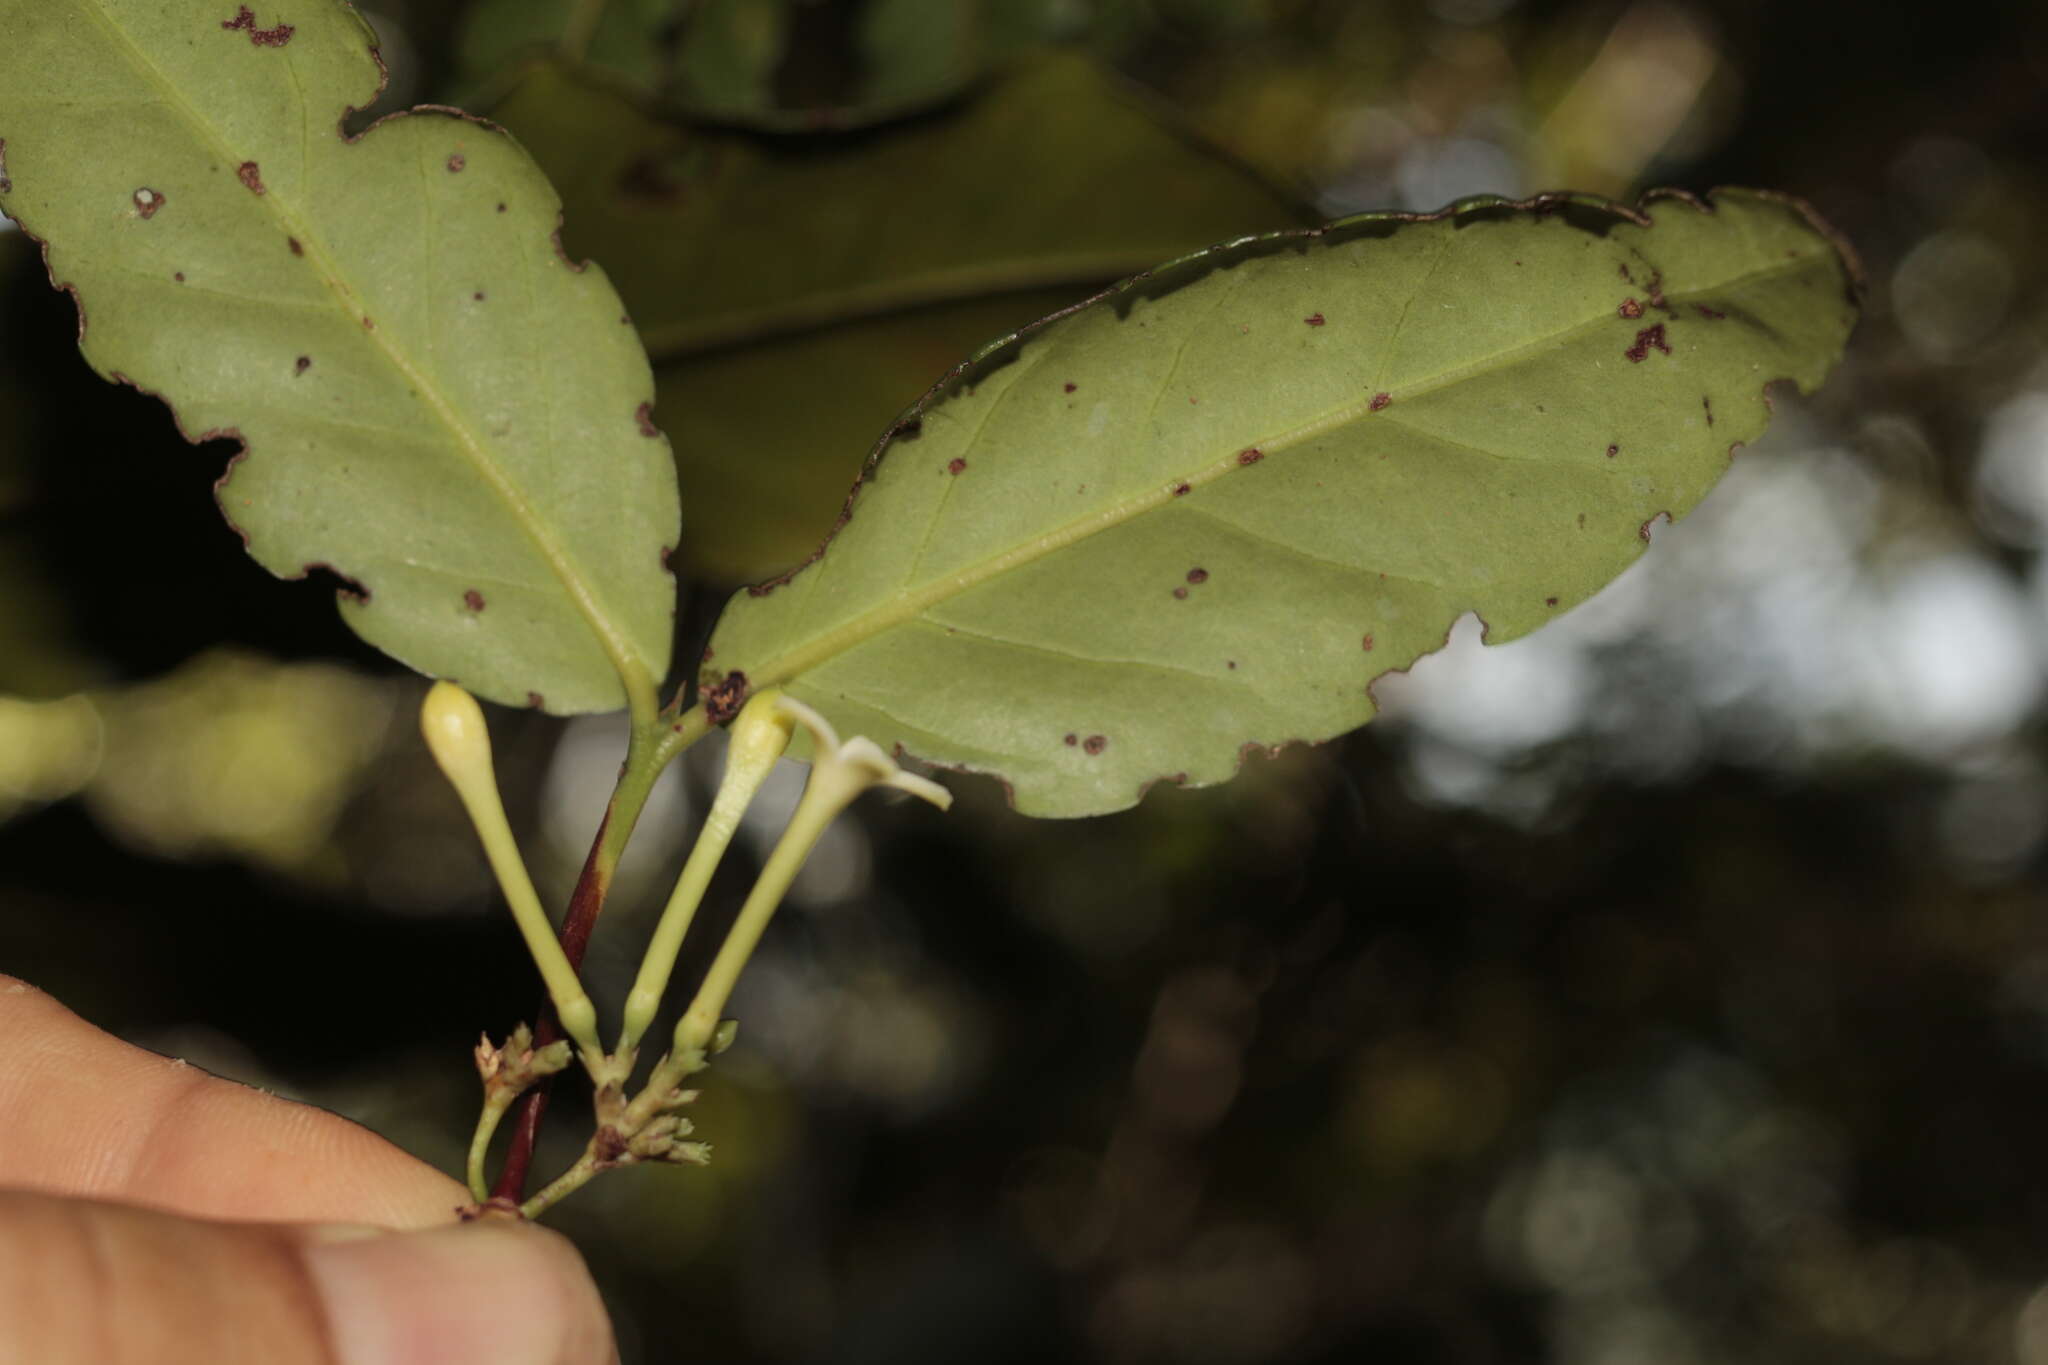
456;0;1082;127
6;0;2048;1363
489;55;1306;578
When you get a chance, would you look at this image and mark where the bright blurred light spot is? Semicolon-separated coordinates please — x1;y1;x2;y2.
0;693;100;820
1892;230;2014;361
734;749;871;909
736;957;979;1117
1375;611;1590;754
539;711;692;895
1516;1151;1694;1293
1395;135;1520;210
1379;429;2048;815
1537;2;1719;194
1861;552;2041;757
1972;392;2048;546
85;651;392;873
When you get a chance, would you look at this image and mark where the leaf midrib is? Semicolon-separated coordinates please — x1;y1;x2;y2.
74;0;647;702
738;243;1829;693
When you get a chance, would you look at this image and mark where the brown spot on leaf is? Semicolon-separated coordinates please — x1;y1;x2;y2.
1186;568;1208;584
1064;733;1078;746
463;589;485;611
0;138;10;193
1064;382;1077;393
287;237;302;256
1362;634;1375;652
1695;304;1726;320
1172;586;1189;599
1237;448;1264;466
1624;324;1670;363
1577;512;1586;528
1546;596;1559;607
1227;660;1237;669
173;272;185;283
1369;392;1391;412
1606;443;1619;458
362;316;374;330
527;691;545;709
1618;263;1634;282
293;355;310;375
703;672;749;725
1083;735;1107;755
1618;297;1643;319
473;291;484;301
447;153;465;173
947;458;967;474
635;402;659;437
495;202;507;213
1702;394;1714;425
236;161;265;194
1304;313;1326;327
221;6;294;45
1173;482;1191;496
132;188;165;219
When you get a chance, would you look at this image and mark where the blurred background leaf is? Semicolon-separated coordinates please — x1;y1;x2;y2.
6;0;2048;1362
487;54;1307;578
456;0;1085;127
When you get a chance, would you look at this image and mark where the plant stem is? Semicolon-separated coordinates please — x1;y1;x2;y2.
489;716;674;1201
466;1093;514;1204
520;1151;602;1221
654;702;711;770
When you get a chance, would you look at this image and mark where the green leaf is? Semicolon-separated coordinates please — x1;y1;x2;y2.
489;55;1310;579
699;190;1861;816
0;0;678;716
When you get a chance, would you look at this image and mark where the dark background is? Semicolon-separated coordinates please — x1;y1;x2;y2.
5;0;2048;1361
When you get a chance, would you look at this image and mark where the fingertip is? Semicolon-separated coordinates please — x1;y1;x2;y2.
302;1219;616;1365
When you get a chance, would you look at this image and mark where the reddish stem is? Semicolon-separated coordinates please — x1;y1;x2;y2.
491;811;611;1202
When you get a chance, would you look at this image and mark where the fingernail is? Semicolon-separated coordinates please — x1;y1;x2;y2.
302;1221;615;1365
